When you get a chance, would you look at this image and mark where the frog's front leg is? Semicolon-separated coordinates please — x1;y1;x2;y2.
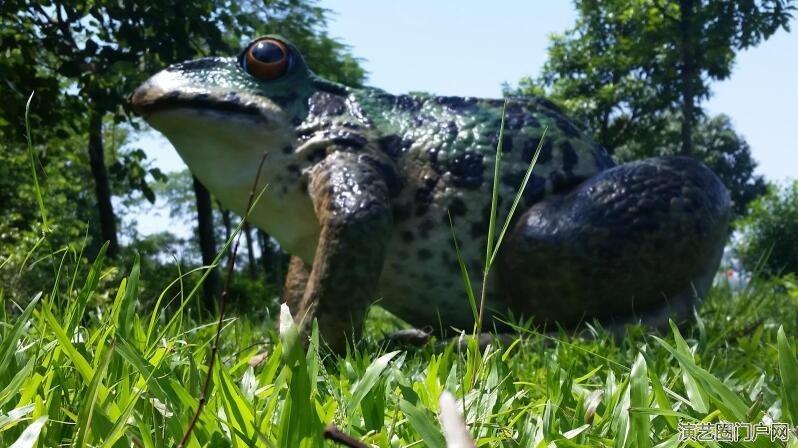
282;256;310;315
293;151;393;352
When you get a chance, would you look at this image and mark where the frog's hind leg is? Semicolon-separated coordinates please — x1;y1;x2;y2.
496;156;731;330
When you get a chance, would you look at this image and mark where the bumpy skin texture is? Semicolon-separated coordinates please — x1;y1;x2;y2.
132;36;731;351
499;157;730;329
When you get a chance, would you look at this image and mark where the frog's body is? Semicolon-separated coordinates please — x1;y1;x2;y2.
133;36;731;349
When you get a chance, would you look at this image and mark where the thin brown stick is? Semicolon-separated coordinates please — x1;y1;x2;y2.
177;151;269;448
323;425;370;448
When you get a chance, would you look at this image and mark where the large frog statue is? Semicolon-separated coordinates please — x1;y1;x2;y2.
132;36;731;350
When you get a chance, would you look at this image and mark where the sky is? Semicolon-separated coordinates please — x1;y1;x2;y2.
135;1;797;234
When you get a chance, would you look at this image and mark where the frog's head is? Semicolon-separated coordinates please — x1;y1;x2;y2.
131;36;331;204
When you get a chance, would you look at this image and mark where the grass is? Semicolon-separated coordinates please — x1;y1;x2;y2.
2;247;798;447
4;99;798;447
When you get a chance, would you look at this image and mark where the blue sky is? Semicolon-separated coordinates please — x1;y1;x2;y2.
136;1;797;234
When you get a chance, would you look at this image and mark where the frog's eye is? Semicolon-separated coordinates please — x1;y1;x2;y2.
243;38;290;80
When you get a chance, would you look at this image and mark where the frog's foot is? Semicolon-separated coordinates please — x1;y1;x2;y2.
385;326;434;347
497;156;731;329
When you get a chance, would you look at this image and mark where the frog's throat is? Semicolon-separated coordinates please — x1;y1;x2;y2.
144;108;319;259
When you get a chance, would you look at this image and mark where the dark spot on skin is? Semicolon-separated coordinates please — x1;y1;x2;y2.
308;91;346;117
469;260;482;276
445;121;458;136
502;169;525;189
378;135;413;160
524;138;552;165
419;219;434;238
447;151;484;189
502;134;513;153
378;93;423;112
396;95;423;111
560;140;578;173
428;147;439;166
522;175;547;206
448;198;467;217
393;204;411;222
418;248;432;260
434;96;478;111
400;231;415;243
360;154;403;196
550;172;571;193
470;221;485;239
415;175;438;216
421;273;436;286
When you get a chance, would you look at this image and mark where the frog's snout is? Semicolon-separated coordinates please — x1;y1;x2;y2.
130;83;151;116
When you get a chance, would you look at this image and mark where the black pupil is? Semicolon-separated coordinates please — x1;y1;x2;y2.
251;41;284;63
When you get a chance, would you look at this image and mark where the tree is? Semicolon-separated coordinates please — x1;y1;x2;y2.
737;182;798;277
509;0;793;214
650;0;794;155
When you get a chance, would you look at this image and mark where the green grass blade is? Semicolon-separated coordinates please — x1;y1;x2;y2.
24;92;49;232
346;351;399;417
9;416;47;448
628;353;651;448
448;213;478;322
653;332;748;421
489;127;547;267
0;292;41;375
777;326;798;425
484;100;507;273
0;359;34;409
74;341;115;448
669;322;709;413
399;399;445;448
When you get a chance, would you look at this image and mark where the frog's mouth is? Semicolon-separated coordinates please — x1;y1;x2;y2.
132;90;265;119
131;69;279;123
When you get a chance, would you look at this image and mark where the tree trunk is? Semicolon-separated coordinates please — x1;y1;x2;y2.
217;201;233;259
258;230;284;291
193;177;221;310
678;0;697;156
87;112;119;256
244;222;257;279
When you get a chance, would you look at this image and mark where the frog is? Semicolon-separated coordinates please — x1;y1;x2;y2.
132;36;731;351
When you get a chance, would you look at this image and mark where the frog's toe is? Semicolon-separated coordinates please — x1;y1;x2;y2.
497;156;731;329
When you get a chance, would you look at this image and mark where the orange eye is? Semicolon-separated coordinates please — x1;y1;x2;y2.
244;38;289;80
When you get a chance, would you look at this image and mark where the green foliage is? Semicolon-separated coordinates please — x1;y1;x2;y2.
737;181;798;276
